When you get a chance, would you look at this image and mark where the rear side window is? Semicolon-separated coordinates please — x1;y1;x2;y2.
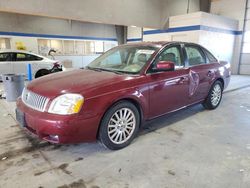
185;46;206;66
16;53;43;61
0;53;11;62
203;48;217;63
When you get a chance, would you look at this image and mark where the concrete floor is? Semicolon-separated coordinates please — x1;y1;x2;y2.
0;75;250;188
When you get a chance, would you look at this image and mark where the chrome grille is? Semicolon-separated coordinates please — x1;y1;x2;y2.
22;88;49;112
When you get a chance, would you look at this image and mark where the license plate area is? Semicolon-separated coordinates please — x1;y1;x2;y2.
15;108;26;128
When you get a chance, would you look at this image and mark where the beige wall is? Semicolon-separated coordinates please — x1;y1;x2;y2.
0;0;162;28
0;12;117;39
211;0;246;29
210;0;247;74
161;0;201;28
0;0;206;29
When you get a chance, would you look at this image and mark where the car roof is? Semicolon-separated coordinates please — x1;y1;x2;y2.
122;41;171;48
0;49;47;58
121;41;202;48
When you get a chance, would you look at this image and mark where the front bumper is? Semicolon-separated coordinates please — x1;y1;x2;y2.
16;98;100;144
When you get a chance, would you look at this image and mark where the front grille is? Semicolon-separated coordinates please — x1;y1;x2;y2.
22;88;49;112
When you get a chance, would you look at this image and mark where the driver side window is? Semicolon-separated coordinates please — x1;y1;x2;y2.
154;45;183;69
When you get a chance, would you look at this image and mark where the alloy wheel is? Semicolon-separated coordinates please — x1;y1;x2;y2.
107;108;136;144
211;84;222;106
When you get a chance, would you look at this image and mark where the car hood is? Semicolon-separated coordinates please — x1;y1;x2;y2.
27;69;131;98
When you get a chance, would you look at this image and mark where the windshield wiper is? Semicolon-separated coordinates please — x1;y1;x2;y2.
86;66;102;72
86;66;123;75
98;68;124;75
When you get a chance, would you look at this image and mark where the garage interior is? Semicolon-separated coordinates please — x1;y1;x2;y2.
1;0;250;187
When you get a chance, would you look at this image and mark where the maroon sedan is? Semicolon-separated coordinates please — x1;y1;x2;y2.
16;42;230;150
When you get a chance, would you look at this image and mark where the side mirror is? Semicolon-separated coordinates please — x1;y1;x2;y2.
154;61;175;71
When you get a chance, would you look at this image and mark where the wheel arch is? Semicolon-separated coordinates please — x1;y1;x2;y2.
119;98;144;125
96;97;145;139
214;77;224;90
34;68;50;78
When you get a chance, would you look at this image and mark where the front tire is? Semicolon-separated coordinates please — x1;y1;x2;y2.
203;80;223;110
99;101;140;150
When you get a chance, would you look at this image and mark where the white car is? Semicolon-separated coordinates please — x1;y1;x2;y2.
0;50;57;79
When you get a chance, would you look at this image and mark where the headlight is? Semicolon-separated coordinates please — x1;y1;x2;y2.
48;94;84;115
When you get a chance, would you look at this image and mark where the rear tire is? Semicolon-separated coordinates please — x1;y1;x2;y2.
99;101;140;150
35;69;50;78
202;80;223;110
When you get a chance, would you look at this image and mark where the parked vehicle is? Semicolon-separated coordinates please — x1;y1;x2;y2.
16;42;231;150
0;50;57;79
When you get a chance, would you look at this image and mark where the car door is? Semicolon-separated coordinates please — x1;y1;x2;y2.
0;52;14;75
13;52;45;75
184;44;214;103
13;52;29;75
147;44;190;118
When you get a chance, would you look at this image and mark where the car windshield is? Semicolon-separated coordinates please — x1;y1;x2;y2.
87;45;158;74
